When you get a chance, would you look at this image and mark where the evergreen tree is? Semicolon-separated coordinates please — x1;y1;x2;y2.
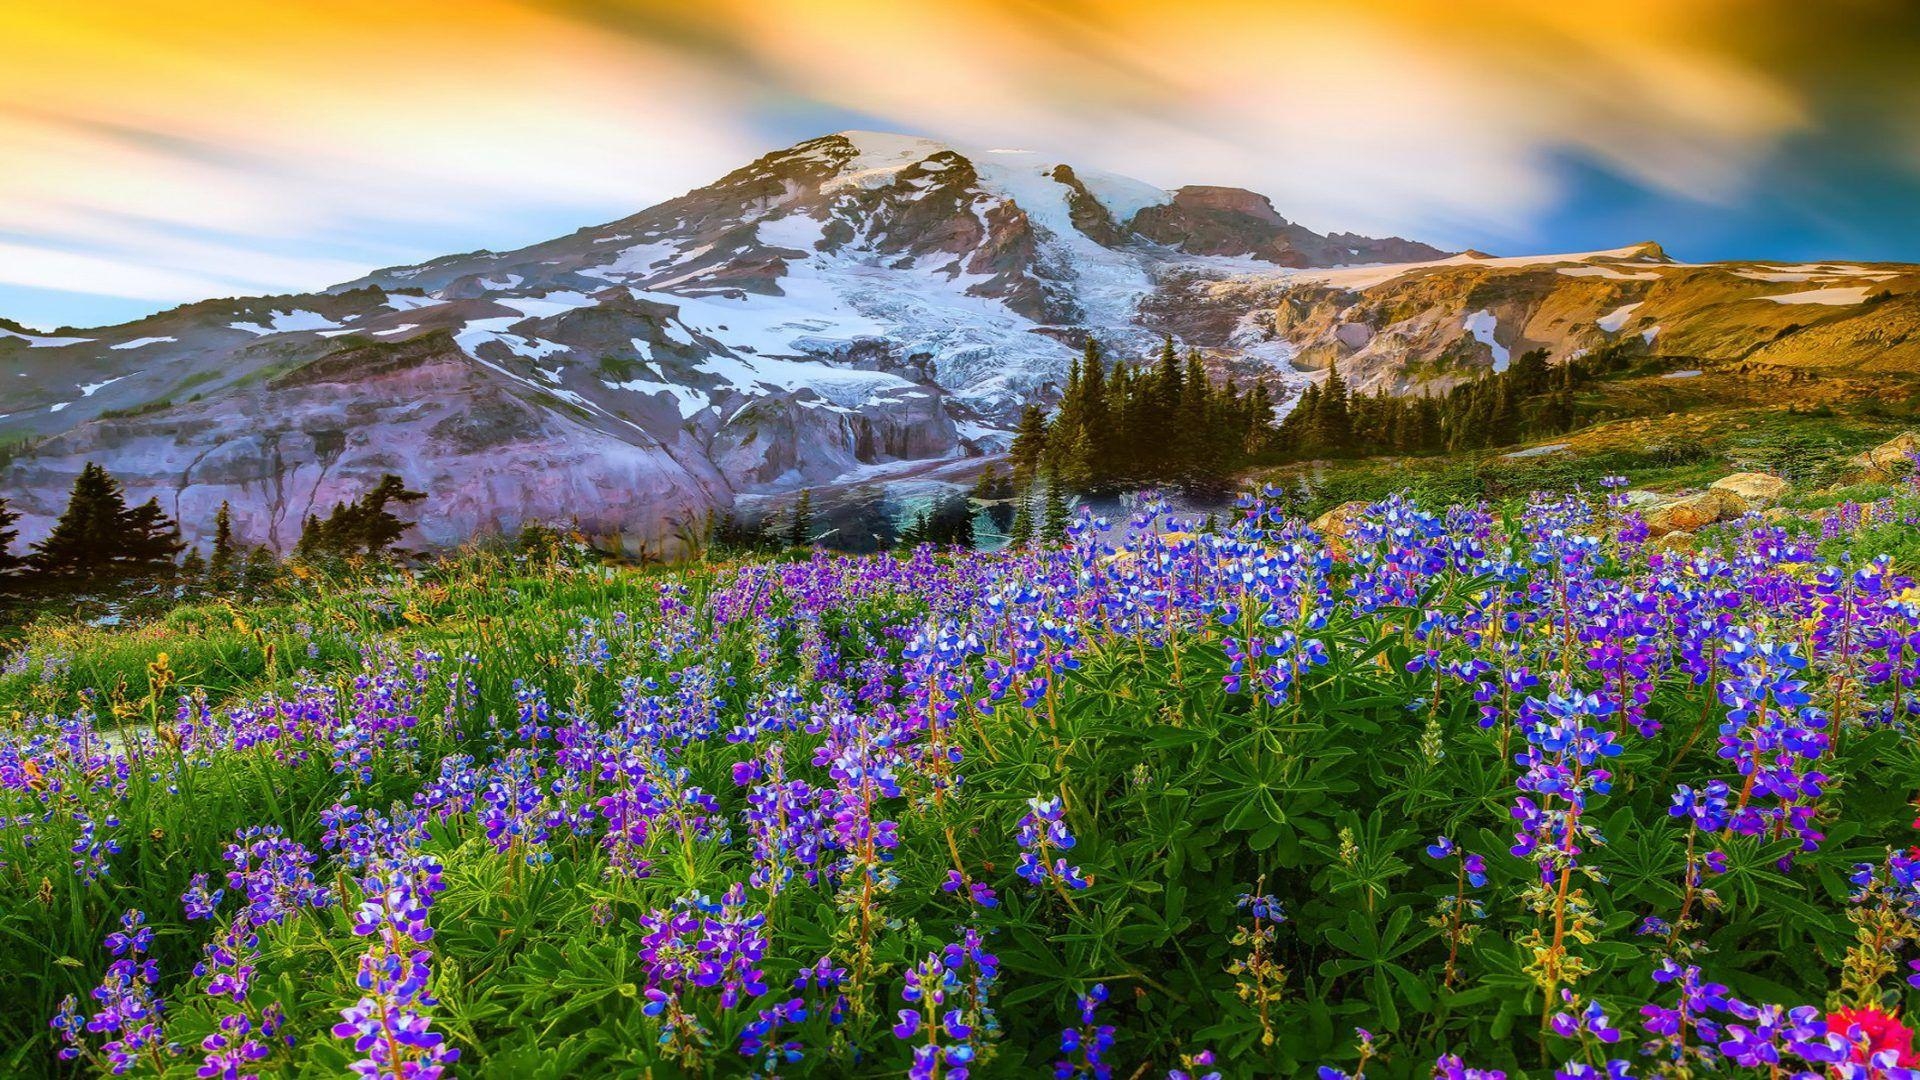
897;508;930;549
1054;423;1095;491
209;501;237;587
788;489;814;548
1510;348;1552;397
1176;351;1218;491
0;496;22;582
1246;382;1276;454
354;476;426;555
121;497;186;575
298;475;426;558
924;491;976;548
1009;404;1049;487
1486;380;1521;447
1542;387;1576;434
1040;478;1071;545
1007;485;1035;548
973;467;1014;534
1313;360;1353;454
240;545;280;592
29;463;132;581
1155;335;1183;407
294;514;323;560
1079;338;1110;480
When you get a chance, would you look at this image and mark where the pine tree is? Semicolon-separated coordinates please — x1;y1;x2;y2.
1486;381;1521;447
294;514;323;560
209;501;237;587
973;466;1014;534
0;496;22;582
354;476;426;555
1007;486;1035;548
1054;424;1095;492
897;509;930;549
788;490;814;548
240;545;280;592
1156;336;1183;405
1079;338;1110;481
121;497;186;576
1040;478;1071;545
1176;351;1217;490
1009;405;1049;487
1313;360;1353;454
301;476;426;558
29;463;132;581
925;491;976;548
1246;382;1276;455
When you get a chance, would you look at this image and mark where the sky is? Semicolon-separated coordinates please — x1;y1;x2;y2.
3;0;1918;330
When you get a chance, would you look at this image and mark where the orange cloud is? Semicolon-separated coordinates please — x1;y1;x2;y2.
0;0;1881;323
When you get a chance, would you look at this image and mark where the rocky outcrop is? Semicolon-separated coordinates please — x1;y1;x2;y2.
1;334;729;557
1130;187;1448;267
1709;473;1791;505
1310;500;1372;558
1642;490;1749;537
1049;165;1128;247
8;128;1916;555
1847;432;1920;481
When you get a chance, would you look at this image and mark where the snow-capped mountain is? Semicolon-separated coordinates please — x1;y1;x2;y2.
327;130;1447;415
3;130;1915;554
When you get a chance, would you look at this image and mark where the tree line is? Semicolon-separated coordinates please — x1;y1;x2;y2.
1009;337;1275;497
0;464;425;600
1274;344;1625;458
709;334;1626;557
1010;335;1627;493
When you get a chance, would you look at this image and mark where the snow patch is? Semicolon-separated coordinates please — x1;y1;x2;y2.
1661;369;1702;379
1273;245;1678;292
78;373;136;397
1462;309;1509;371
452;317;569;362
601;377;712;420
491;291;597;319
109;336;175;350
1558;266;1661;281
228;309;343;336
756;214;828;252
1597;302;1643;333
694;351;920;410
1760;286;1873;306
0;328;92;348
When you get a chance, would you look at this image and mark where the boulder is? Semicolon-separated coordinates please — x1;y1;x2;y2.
1847;432;1920;482
1310;501;1372;558
1649;530;1696;554
1709;472;1790;505
1643;490;1747;537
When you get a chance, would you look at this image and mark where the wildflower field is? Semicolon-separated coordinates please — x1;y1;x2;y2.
6;486;1920;1079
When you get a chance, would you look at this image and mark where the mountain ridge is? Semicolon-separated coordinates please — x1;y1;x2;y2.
2;130;1915;555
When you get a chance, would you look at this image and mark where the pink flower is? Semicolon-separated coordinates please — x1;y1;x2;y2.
1828;1008;1918;1067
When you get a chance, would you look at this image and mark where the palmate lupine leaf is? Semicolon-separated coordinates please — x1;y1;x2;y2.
8;486;1920;1077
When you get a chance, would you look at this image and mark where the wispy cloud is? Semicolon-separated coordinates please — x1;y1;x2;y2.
0;0;1909;327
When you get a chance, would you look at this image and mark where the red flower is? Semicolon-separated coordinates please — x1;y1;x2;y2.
1828;1008;1918;1067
